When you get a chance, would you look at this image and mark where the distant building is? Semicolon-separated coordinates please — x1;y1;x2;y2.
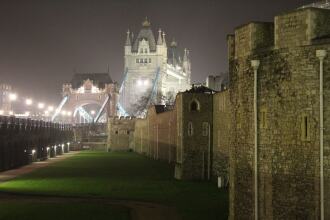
121;18;191;114
0;84;12;114
205;74;228;92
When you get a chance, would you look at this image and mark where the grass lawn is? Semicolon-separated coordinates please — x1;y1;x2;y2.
0;201;130;220
0;151;228;220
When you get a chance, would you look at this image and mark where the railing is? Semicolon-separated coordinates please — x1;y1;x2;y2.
0;116;73;172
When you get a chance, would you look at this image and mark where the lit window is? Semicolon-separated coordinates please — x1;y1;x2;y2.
202;122;209;136
188;122;193;136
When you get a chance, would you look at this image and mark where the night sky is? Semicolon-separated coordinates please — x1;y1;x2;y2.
0;0;314;104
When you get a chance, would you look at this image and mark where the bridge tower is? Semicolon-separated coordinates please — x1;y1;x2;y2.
52;72;118;124
120;18;191;115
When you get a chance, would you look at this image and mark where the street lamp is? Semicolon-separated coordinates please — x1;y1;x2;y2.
48;106;54;112
9;93;17;101
25;99;33;105
91;110;96;115
38;103;45;109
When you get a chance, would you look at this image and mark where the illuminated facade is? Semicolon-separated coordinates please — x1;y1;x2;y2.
52;73;118;123
0;84;12;115
121;18;191;112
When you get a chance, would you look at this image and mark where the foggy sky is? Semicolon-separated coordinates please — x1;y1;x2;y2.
0;0;314;104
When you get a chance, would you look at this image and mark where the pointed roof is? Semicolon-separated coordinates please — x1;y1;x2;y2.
132;18;157;52
157;29;163;45
71;73;113;89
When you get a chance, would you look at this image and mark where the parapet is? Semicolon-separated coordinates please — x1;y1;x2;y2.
275;7;330;48
234;22;274;58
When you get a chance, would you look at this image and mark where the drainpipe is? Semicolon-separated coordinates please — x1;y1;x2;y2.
251;60;260;220
207;123;211;180
317;49;327;220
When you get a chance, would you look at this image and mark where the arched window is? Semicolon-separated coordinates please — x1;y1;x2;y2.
190;100;200;112
188;122;193;136
202;122;209;136
144;58;148;63
144;48;148;53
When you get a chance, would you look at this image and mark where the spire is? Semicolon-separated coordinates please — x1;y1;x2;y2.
162;32;167;47
157;29;163;45
142;17;151;27
125;29;131;46
183;48;188;61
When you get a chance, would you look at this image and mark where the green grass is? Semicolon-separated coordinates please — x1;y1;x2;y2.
0;201;130;220
0;151;228;220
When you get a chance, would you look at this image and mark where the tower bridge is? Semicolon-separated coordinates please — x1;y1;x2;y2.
52;72;118;124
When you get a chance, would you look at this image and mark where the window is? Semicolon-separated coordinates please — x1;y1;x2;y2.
301;114;310;141
149;58;152;63
260;108;267;129
136;59;139;63
188;122;193;136
190;100;199;112
202;122;209;136
144;58;148;63
144;48;148;53
115;130;118;135
140;48;143;53
127;130;130;135
140;58;143;63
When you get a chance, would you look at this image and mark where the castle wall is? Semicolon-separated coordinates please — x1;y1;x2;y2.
107;117;136;151
212;90;231;187
229;7;330;219
146;107;177;162
133;118;149;154
175;92;213;180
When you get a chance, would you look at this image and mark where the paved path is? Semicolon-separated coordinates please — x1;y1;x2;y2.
0;151;181;220
0;151;80;182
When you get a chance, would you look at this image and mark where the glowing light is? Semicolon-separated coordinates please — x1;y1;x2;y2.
25;111;30;116
67;111;72;116
61;110;67;116
44;110;49;116
48;106;54;112
25;99;33;105
143;80;149;86
9;111;14;115
0;110;3;115
9;93;17;101
32;149;36;154
91;110;96;115
47;147;50;151
38;103;45;109
67;142;70;145
137;79;143;86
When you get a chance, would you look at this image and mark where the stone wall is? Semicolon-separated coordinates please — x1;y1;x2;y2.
133;118;148;154
213;90;231;187
175;92;213;180
107;117;136;151
229;7;330;220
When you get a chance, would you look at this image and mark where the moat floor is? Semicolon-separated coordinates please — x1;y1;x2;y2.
0;151;228;220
